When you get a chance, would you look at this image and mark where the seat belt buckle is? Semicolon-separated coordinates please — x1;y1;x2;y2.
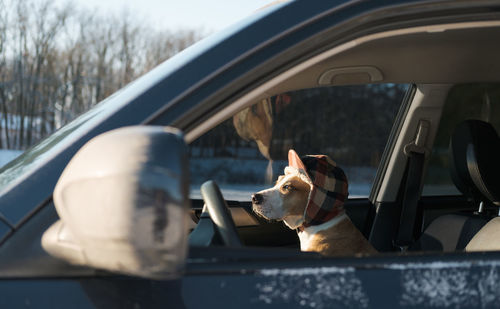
393;239;412;252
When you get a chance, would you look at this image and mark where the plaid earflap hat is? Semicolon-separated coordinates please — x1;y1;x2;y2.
287;149;349;229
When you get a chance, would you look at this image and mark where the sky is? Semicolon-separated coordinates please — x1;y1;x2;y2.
53;0;278;32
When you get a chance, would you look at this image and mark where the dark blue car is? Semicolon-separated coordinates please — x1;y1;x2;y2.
2;0;500;308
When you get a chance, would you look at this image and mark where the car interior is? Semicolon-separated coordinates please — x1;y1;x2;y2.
186;21;500;256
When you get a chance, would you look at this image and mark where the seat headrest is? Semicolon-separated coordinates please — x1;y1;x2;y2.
449;120;500;205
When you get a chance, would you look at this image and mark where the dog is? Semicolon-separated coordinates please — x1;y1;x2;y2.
252;150;376;256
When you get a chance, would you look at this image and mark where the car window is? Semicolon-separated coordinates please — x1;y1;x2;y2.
0;85;132;193
423;83;500;196
189;84;409;201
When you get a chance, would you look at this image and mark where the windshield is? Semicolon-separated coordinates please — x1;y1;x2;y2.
0;18;273;196
0;89;128;194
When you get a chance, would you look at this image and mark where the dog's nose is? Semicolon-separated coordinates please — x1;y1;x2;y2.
252;193;263;204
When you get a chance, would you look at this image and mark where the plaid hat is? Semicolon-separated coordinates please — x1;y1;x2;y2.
288;150;348;228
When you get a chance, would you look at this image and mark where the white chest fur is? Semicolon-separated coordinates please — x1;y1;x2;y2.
298;213;348;251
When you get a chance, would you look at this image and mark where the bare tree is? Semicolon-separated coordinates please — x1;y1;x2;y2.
0;0;204;151
143;29;203;72
0;0;10;148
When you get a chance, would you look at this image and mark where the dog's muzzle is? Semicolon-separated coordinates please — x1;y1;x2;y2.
252;193;264;204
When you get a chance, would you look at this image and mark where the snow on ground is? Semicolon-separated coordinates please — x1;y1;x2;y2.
0;150;22;168
190;183;371;201
0;150;373;201
189;157;374;201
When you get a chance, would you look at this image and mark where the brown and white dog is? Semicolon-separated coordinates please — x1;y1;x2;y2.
252;150;376;256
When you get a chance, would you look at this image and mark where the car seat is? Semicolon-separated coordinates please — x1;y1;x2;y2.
462;120;500;251
412;120;498;251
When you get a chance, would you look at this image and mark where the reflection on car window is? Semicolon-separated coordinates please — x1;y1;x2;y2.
189;84;408;201
423;83;500;196
0;86;129;193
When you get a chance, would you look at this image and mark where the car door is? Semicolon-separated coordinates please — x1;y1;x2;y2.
177;2;500;307
177;84;500;309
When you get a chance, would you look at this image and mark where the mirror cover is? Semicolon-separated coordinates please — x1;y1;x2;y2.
42;126;190;279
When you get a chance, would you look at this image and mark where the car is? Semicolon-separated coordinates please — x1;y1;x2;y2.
2;0;500;308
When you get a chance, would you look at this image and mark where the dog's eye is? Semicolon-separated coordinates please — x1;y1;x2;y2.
282;184;293;191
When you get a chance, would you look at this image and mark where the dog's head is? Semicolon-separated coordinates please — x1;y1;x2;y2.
252;167;312;229
252;149;348;230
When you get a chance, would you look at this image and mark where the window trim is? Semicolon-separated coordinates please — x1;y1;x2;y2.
369;84;416;202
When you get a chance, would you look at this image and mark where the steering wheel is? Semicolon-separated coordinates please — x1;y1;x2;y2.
199;180;242;247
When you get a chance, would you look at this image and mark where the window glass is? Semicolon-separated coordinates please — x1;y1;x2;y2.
189;84;408;201
423;84;500;195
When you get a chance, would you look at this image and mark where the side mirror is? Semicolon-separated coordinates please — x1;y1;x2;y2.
42;126;190;279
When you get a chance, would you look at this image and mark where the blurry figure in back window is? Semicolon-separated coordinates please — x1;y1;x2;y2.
233;94;292;182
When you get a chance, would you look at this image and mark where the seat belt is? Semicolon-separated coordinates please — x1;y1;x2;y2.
395;120;430;251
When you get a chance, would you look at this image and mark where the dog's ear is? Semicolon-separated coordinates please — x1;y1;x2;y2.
288;149;307;172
